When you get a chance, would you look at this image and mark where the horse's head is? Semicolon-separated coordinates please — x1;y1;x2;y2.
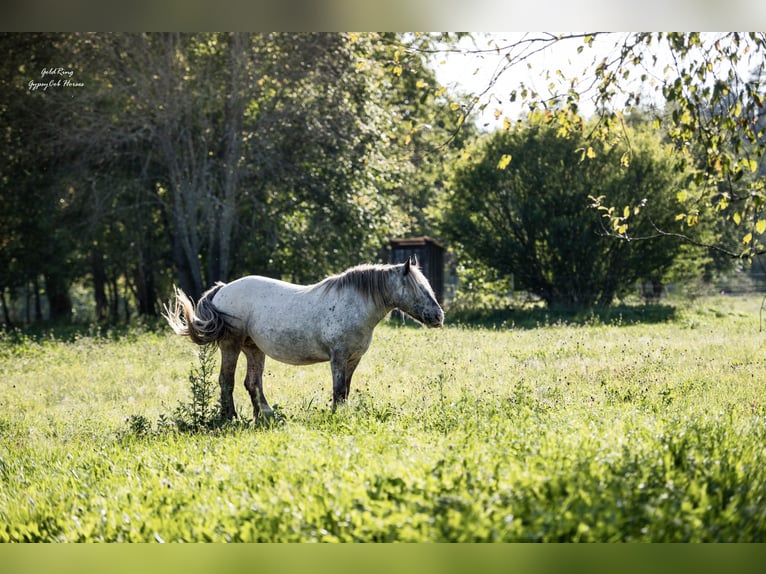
390;257;444;328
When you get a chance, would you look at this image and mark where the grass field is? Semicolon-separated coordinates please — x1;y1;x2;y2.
1;295;765;542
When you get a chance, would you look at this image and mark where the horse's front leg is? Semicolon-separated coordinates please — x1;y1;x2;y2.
330;354;361;410
218;338;242;420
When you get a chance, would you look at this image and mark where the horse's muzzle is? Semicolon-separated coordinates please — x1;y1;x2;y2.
428;309;445;328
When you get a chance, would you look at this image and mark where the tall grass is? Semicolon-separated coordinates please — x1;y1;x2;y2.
1;295;764;541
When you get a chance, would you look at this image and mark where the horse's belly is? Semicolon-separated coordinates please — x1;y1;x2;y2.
251;328;330;366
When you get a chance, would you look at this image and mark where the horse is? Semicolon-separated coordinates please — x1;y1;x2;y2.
162;257;444;421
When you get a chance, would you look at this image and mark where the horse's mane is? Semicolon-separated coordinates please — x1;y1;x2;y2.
316;263;422;309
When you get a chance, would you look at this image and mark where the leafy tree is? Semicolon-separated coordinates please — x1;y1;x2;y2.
0;33;470;323
0;33;84;322
442;114;704;307
445;33;766;260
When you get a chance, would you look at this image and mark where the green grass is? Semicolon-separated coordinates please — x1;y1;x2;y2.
1;295;765;541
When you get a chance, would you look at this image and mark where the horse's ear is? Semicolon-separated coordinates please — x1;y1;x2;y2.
403;255;417;275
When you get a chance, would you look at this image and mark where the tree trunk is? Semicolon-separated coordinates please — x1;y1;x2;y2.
91;248;109;321
108;275;120;322
45;273;72;322
208;32;247;284
132;255;157;316
1;288;12;327
32;276;43;322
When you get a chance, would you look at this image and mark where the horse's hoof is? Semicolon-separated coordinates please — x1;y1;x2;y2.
256;410;276;426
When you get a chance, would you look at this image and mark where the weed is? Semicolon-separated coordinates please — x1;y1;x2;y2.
171;344;221;432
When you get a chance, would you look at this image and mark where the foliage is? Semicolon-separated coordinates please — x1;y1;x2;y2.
458;33;766;259
0;33;468;323
441;115;704;307
171;344;221;432
1;296;765;541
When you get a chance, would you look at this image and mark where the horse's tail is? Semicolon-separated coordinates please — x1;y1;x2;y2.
162;283;229;346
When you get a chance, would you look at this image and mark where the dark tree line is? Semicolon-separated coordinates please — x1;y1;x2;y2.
0;33;467;324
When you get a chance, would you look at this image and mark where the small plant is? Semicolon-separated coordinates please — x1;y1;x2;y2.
126;414;152;437
172;344;221;432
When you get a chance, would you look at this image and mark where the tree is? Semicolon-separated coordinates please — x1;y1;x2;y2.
442;114;703;307
0;33;471;323
0;33;83;322
441;33;766;260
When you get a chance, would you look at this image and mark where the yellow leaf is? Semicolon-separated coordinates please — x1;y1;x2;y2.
494;108;503;120
713;156;722;172
586;146;596;159
503;117;511;131
497;154;512;170
620;153;630;168
743;232;753;245
623;206;631;219
450;102;461;111
756;220;766;235
676;190;688;203
675;214;686;221
404;134;411;146
617;224;628;234
393;65;403;77
733;212;742;225
415;79;427;89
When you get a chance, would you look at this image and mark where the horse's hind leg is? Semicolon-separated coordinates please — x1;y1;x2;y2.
242;338;274;422
218;338;242;420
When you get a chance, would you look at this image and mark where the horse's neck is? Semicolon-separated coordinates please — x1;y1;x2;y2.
326;276;394;330
350;286;394;329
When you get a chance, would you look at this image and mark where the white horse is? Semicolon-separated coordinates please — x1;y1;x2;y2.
163;257;444;420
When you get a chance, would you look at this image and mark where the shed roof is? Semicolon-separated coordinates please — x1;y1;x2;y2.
389;236;445;249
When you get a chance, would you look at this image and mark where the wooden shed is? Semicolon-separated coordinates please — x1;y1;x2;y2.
389;236;446;304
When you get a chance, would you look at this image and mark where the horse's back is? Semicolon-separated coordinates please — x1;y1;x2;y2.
212;275;306;323
211;275;330;364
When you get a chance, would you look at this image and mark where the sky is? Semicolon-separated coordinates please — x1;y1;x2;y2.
431;32;661;131
433;31;766;133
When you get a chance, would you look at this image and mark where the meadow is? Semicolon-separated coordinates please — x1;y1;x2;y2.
1;295;765;542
